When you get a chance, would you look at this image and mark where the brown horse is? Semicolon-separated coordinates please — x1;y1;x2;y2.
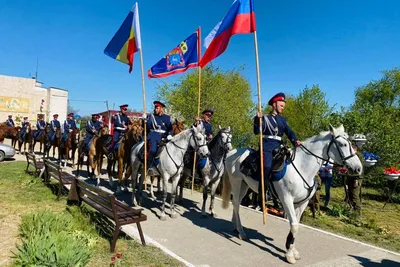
77;126;111;181
0;126;20;147
108;118;144;193
33;124;50;154
45;127;62;161
60;128;80;168
17;124;33;154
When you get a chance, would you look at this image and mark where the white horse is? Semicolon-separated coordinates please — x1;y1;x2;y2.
221;124;362;264
130;125;209;221
178;126;233;217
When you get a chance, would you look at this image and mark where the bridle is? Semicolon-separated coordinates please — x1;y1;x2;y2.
298;134;357;167
286;133;357;205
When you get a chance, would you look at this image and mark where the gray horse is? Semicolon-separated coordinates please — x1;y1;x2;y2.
130;125;209;221
178;126;233;217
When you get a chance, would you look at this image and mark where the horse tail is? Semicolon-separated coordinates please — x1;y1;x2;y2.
221;170;232;209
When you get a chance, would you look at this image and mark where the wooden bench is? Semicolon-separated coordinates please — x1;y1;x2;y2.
25;152;45;178
68;178;147;252
44;159;75;200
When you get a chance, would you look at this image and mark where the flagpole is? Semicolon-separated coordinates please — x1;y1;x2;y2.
139;45;148;192
254;30;266;225
191;26;202;194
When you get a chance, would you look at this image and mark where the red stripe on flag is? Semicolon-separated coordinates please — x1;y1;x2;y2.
127;37;138;73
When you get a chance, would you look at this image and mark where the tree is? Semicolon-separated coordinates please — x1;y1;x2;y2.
156;65;256;148
267;85;335;141
343;68;400;186
67;101;80;115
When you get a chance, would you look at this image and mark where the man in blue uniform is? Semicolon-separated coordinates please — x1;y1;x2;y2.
254;92;301;197
47;114;61;144
199;109;214;141
35;114;46;139
19;117;30;141
107;104;132;159
6;115;15;127
61;113;77;146
83;114;103;151
143;101;173;167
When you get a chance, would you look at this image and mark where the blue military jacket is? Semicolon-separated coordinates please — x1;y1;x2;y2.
21;121;30;128
112;113;131;132
50;120;61;132
86;120;102;134
36;120;46;130
253;114;298;146
201;120;213;137
63;119;77;132
6;119;14;127
147;113;173;137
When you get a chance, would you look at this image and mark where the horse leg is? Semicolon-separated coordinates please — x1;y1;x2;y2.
209;177;222;217
201;175;210;217
118;157;127;192
170;174;180;219
149;176;155;199
230;179;249;240
107;159;113;187
289;201;309;261
160;174;170;221
280;196;299;264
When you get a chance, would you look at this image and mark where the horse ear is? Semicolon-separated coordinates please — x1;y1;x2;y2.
218;125;221;130
329;123;335;135
227;126;231;132
192;125;198;134
337;124;345;133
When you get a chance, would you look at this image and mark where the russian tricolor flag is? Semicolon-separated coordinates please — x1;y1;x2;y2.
199;0;256;68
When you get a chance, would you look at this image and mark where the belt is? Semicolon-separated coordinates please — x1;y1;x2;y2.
151;129;166;134
263;135;282;141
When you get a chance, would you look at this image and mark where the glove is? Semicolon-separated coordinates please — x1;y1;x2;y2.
142;113;147;119
166;135;172;141
69;129;73;132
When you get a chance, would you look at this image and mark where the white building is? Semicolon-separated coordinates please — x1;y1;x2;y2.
0;74;68;126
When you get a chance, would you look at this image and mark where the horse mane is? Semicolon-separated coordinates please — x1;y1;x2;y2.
172;127;192;142
302;128;349;145
208;127;229;149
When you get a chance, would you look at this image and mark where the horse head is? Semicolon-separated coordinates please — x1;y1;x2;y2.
127;119;144;142
217;125;233;152
189;125;209;158
326;124;362;175
71;128;80;145
172;119;185;135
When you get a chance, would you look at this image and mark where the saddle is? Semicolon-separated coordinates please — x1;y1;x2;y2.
137;138;168;163
240;144;291;181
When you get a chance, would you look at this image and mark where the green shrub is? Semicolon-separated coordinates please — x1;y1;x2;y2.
13;211;91;266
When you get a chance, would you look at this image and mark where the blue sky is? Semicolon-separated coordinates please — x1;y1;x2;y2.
0;0;399;116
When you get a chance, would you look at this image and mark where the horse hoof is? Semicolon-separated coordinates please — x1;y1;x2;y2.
293;250;301;260
170;213;178;219
210;212;217;218
160;214;167;221
150;194;156;200
239;233;247;240
286;255;296;264
201;212;208;218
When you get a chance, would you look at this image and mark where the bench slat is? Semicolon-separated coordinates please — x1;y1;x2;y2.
76;180;112;199
78;187;113;210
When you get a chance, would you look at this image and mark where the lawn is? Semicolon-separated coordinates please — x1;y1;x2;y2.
301;182;400;252
0;161;183;267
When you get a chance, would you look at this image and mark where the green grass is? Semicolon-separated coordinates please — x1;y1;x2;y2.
301;183;400;252
0;162;183;267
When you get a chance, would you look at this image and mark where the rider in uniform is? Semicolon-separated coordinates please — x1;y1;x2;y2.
6;115;15;127
106;104;131;159
47;114;61;145
198;109;214;142
83;114;103;151
61;113;77;146
143;101;173;168
19;117;30;141
35;114;46;139
254;92;302;200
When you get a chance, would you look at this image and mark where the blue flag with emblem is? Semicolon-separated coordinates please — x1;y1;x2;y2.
147;29;199;78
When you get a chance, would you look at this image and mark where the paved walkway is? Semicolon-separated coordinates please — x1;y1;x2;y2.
3;141;400;266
